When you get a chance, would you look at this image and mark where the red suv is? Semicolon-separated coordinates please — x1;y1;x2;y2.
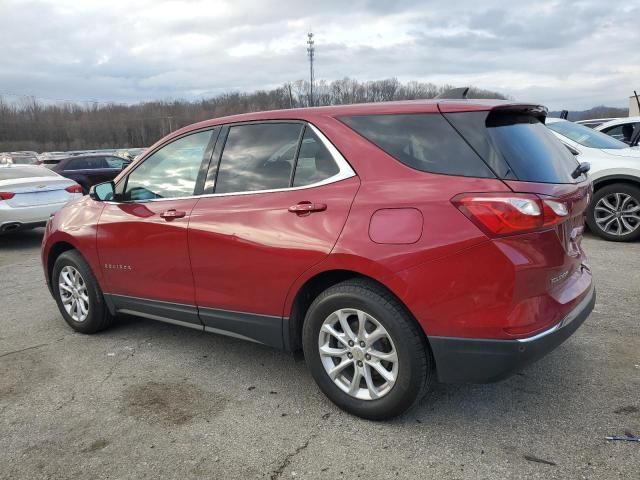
42;100;595;419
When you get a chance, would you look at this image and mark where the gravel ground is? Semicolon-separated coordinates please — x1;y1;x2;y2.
0;229;638;479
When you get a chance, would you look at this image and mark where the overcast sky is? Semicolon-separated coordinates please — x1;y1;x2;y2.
1;0;639;110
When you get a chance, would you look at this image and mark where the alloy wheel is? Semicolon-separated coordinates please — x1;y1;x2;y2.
594;192;640;236
318;308;398;400
58;265;90;322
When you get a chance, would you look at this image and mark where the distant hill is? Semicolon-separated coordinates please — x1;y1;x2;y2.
548;105;629;121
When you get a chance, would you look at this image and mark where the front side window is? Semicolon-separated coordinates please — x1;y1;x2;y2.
124;130;213;201
105;156;128;169
215;123;303;194
601;123;640;144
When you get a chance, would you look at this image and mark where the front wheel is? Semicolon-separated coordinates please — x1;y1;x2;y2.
587;183;640;242
302;279;432;420
52;250;114;334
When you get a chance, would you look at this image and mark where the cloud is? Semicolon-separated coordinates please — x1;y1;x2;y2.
0;0;638;109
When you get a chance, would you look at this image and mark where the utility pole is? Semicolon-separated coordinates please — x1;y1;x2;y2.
307;32;315;107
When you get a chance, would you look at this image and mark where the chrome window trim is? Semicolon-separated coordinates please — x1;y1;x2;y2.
110;122;356;204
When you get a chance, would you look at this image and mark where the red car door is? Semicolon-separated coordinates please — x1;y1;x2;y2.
188;122;359;346
97;129;217;326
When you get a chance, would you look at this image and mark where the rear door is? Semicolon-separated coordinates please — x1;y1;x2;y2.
188;122;359;347
96;129;217;325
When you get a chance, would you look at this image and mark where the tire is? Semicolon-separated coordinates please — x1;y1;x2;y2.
586;183;640;242
302;279;432;420
52;250;114;334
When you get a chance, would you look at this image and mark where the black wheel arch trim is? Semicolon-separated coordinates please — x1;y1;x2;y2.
592;174;640;189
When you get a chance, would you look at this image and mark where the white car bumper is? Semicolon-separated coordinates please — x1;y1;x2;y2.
0;196;81;233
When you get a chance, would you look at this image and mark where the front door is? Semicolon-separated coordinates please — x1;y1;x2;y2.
188;122;359;346
97;129;216;325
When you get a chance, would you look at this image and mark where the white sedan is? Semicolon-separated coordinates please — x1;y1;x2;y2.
546;118;640;242
0;165;83;234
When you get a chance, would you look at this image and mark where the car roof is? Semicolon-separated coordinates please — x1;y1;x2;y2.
595;117;640;130
158;98;542;142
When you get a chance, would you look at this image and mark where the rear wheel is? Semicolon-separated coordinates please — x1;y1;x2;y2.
587;183;640;242
302;279;432;420
52;250;114;333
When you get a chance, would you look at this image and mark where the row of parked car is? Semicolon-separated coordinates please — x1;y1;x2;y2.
0;148;145;233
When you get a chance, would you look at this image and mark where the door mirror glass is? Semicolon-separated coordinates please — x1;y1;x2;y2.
90;181;116;201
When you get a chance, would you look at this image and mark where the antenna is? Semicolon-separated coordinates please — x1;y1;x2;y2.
307;32;315;106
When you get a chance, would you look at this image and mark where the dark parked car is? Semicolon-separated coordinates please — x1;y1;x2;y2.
49;155;130;194
42;99;594;419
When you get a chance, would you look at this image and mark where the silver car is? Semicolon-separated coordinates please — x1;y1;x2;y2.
0;165;83;234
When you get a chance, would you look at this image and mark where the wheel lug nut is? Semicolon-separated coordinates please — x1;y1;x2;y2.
365;354;371;360
357;360;363;367
359;341;365;347
348;340;354;347
347;352;353;359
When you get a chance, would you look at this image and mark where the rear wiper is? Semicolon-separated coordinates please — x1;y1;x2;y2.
571;161;590;179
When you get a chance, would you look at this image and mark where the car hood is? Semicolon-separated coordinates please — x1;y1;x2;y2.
599;147;640;158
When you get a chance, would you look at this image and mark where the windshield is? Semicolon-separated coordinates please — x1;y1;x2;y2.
547;121;628;149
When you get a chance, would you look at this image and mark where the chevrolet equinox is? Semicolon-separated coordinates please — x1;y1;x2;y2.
42;100;595;419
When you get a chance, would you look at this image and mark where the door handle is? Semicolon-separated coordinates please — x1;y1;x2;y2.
160;209;187;220
288;202;327;215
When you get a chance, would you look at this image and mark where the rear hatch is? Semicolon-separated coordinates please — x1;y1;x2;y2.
441;104;592;335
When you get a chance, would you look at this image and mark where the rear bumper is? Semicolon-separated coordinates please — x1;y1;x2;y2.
429;283;596;383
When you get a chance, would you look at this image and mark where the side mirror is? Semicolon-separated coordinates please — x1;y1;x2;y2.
90;181;116;201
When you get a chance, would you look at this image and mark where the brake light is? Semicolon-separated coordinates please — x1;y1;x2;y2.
452;193;568;237
65;184;83;194
0;192;15;200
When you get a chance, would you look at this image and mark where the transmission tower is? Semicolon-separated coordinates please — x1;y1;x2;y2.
307;32;315;106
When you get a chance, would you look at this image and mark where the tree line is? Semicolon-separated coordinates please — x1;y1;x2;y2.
0;78;507;152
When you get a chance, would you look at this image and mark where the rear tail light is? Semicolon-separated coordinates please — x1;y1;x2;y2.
452;193;568;237
0;192;15;200
65;184;83;194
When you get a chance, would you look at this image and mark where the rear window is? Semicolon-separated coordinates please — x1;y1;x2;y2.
0;166;57;180
339;114;495;178
444;111;583;184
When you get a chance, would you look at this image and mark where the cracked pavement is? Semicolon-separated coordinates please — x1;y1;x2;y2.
1;229;639;479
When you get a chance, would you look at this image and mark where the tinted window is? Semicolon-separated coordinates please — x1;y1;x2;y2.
293;128;340;187
444;111;582;184
547;120;628;149
0;166;58;180
66;157;108;170
105;156;128;169
124;130;213;201
601;123;640;144
339;114;494;178
215;123;303;194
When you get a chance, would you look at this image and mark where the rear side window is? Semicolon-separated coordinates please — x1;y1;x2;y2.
66;157;108;170
293;127;340;187
444;111;582;184
339;114;495;178
215;123;303;194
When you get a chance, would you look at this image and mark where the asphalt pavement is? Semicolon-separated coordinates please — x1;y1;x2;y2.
1;229;638;479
